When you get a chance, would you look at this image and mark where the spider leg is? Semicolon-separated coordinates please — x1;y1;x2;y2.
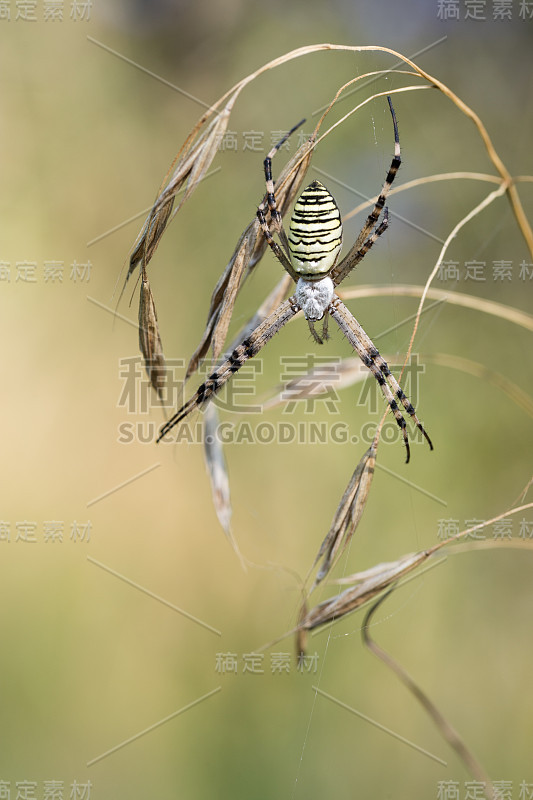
330;96;400;287
331;208;389;287
257;121;305;283
330;298;433;462
321;313;330;342
157;297;301;442
262;120;305;248
307;319;324;345
257;205;300;282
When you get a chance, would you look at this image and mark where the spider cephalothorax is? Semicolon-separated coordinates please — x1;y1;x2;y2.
158;97;433;462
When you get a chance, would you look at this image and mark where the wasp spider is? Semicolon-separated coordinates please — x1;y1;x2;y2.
158;97;433;462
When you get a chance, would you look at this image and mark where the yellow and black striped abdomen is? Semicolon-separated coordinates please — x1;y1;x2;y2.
288;180;343;277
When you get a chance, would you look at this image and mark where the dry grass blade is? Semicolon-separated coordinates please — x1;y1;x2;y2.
309;444;377;591
511;475;533;508
138;269;165;402
217;41;532;255
300;550;429;633
185;136;315;380
202;403;246;570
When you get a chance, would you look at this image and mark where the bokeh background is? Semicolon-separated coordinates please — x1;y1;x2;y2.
1;1;533;798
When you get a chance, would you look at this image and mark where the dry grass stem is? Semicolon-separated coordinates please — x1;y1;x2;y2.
340;283;533;333
362;592;502;800
123;43;532;390
342;170;503;223
212;42;533;256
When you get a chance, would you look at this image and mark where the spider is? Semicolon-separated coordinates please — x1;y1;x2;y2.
157;97;433;462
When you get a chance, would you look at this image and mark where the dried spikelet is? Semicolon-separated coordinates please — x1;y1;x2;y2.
216;272;293;363
300;550;429;635
185;135;315;379
294;501;533;650
138;268;165;402
209;234;250;367
310;443;377;590
183;219;265;379
125;90;240;290
202;403;246;569
129;195;174;280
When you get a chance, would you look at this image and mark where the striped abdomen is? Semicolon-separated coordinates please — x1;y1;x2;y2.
288;180;343;277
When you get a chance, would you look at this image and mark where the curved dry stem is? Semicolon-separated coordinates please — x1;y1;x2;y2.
427;502;533;556
362;591;501;800
446;539;533;555
357;185;511;451
203;42;533;256
261;80;429;206
437;352;533;418
312;71;429;146
129;42;533;302
512;474;533;507
425;352;533;418
400;184;508;378
339;283;533;333
343;171;503;223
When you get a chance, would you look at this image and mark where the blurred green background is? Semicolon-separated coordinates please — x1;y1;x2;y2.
1;2;533;798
